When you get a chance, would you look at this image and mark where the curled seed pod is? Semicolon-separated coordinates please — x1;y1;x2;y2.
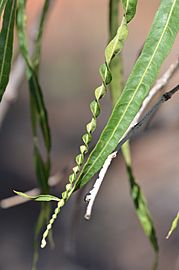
41;0;138;248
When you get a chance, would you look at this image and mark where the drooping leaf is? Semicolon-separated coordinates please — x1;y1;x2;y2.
16;0;53;261
32;0;50;73
16;0;51;152
166;211;179;239
16;2;52;177
109;0;158;254
76;0;179;190
29;74;51;152
14;190;60;202
0;0;16;101
34;144;50;194
0;0;7;17
126;165;158;251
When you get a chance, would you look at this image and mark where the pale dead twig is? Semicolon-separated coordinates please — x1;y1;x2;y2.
133;57;179;125
84;151;117;220
84;60;179;220
0;23;37;128
0;55;26;127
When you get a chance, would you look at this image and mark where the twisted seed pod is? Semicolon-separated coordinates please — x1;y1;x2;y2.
41;0;138;248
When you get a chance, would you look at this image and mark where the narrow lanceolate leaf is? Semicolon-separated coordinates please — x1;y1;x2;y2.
29;74;51;152
0;0;16;101
76;0;179;189
166;211;179;239
16;0;51;152
0;0;7;17
14;191;60;202
32;0;50;73
126;165;158;251
16;0;53;261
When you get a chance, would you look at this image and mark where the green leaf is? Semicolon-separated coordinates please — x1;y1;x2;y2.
75;0;179;190
16;0;51;152
0;0;7;17
166;211;179;239
0;0;16;101
29;74;51;152
32;0;50;73
34;144;49;194
16;0;53;261
14;190;60;202
126;164;158;251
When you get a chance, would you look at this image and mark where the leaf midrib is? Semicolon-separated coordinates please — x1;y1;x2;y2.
79;0;176;183
0;0;15;84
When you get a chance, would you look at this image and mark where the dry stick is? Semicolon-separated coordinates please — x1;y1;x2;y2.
84;83;179;220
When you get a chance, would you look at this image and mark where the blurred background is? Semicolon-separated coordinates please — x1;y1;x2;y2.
0;0;179;269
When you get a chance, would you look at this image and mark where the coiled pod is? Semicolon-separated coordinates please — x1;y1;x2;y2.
41;0;138;248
